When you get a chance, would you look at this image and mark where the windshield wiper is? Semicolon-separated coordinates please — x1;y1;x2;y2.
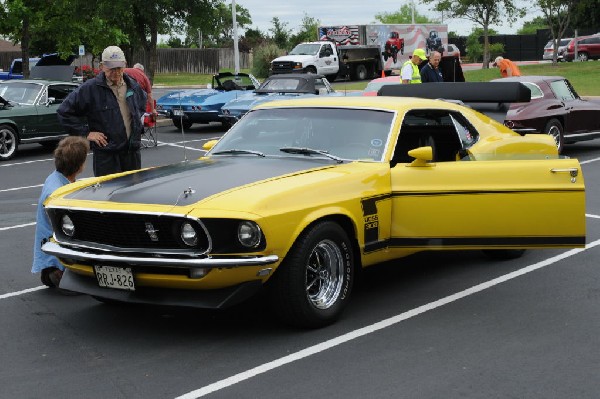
279;147;343;163
212;149;265;157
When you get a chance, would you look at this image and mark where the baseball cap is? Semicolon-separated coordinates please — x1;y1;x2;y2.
492;56;503;66
413;48;427;60
102;46;126;68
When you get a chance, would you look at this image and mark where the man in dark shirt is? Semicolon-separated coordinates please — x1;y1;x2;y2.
420;51;444;83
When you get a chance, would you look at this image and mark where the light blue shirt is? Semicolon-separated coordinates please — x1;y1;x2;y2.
32;170;70;273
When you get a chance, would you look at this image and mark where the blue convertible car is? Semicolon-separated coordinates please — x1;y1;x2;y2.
156;72;259;130
219;73;339;126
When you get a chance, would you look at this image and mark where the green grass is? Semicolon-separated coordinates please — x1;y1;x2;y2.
153;62;600;96
462;61;600;96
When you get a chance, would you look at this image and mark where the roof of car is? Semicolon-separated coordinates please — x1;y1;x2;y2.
254;95;462;113
492;76;566;83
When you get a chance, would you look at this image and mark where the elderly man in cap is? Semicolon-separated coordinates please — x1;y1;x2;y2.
58;45;147;177
493;56;521;78
401;48;427;84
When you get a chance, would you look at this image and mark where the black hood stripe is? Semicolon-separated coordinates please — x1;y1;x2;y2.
66;157;334;205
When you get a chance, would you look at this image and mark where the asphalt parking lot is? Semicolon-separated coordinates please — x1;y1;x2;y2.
2;123;600;398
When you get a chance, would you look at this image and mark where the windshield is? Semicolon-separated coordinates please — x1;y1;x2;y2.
0;82;42;105
289;44;321;56
209;107;395;162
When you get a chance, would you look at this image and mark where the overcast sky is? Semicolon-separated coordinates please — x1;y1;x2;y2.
234;0;540;37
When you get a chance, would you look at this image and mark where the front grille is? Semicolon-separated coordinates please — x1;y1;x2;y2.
49;209;209;251
271;61;296;74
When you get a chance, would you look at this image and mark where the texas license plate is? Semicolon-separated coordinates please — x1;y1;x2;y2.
173;109;184;116
94;266;135;291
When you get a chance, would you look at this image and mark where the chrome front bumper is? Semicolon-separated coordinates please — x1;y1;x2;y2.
42;241;279;268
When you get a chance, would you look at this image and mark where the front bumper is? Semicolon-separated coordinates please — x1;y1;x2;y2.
168;110;222;123
42;241;279;268
59;268;263;309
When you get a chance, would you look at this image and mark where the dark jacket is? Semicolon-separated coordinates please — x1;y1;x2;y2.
57;72;147;152
420;62;444;83
439;56;465;82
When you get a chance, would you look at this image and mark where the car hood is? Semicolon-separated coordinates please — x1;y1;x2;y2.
157;89;219;105
273;54;316;63
63;157;346;207
223;93;312;111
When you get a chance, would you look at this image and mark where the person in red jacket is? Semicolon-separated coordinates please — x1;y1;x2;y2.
125;63;157;118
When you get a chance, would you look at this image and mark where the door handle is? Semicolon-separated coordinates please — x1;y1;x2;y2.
551;167;578;182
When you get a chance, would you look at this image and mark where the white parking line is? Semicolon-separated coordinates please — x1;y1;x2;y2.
174;238;600;399
0;222;36;231
0;285;47;299
580;156;600;165
0;158;53;167
0;184;43;193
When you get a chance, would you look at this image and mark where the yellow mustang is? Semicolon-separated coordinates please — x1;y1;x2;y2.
42;92;586;328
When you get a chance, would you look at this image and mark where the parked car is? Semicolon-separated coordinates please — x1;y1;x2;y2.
492;75;600;153
42;87;586;328
156;72;260;130
563;34;600;62
361;75;401;96
0;79;79;160
220;73;338;125
542;38;572;61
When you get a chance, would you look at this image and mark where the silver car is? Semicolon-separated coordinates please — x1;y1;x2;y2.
542;38;572;61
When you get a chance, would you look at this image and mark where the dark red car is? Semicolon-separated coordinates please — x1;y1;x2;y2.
494;75;600;153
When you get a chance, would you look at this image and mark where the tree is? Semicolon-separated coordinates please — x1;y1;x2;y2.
185;1;252;48
465;27;503;62
375;4;439;24
536;0;577;64
423;0;525;68
289;14;320;48
517;16;547;34
269;17;292;50
571;0;600;30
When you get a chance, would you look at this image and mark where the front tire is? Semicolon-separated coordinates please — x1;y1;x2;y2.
0;124;18;161
544;119;564;153
304;66;317;74
268;221;354;328
577;52;589;62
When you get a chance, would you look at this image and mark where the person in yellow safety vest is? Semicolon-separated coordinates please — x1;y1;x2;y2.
401;48;427;84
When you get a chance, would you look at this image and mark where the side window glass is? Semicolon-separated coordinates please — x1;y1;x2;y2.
550;80;575;101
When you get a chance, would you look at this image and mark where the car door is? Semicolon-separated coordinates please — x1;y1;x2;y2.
36;83;78;137
317;43;337;75
551;79;600;133
388;109;585;252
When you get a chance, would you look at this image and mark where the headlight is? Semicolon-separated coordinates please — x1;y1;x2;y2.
237;221;261;248
181;222;198;246
61;215;75;237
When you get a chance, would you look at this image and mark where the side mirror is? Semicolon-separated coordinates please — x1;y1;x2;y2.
202;139;219;151
407;146;433;166
44;97;56;107
206;83;212;89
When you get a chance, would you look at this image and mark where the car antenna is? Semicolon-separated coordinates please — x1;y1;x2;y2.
178;91;188;161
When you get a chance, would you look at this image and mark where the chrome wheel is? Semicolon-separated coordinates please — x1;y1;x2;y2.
306;239;345;310
0;124;18;161
269;221;354;328
544;119;564;154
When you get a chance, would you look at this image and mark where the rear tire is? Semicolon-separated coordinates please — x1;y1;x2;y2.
0;124;18;161
268;221;354;328
173;118;193;130
544;119;564;154
352;64;368;80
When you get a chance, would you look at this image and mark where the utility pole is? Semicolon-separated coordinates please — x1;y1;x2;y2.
232;0;240;74
411;0;415;24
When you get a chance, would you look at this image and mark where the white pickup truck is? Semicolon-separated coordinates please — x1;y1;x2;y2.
270;41;383;81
